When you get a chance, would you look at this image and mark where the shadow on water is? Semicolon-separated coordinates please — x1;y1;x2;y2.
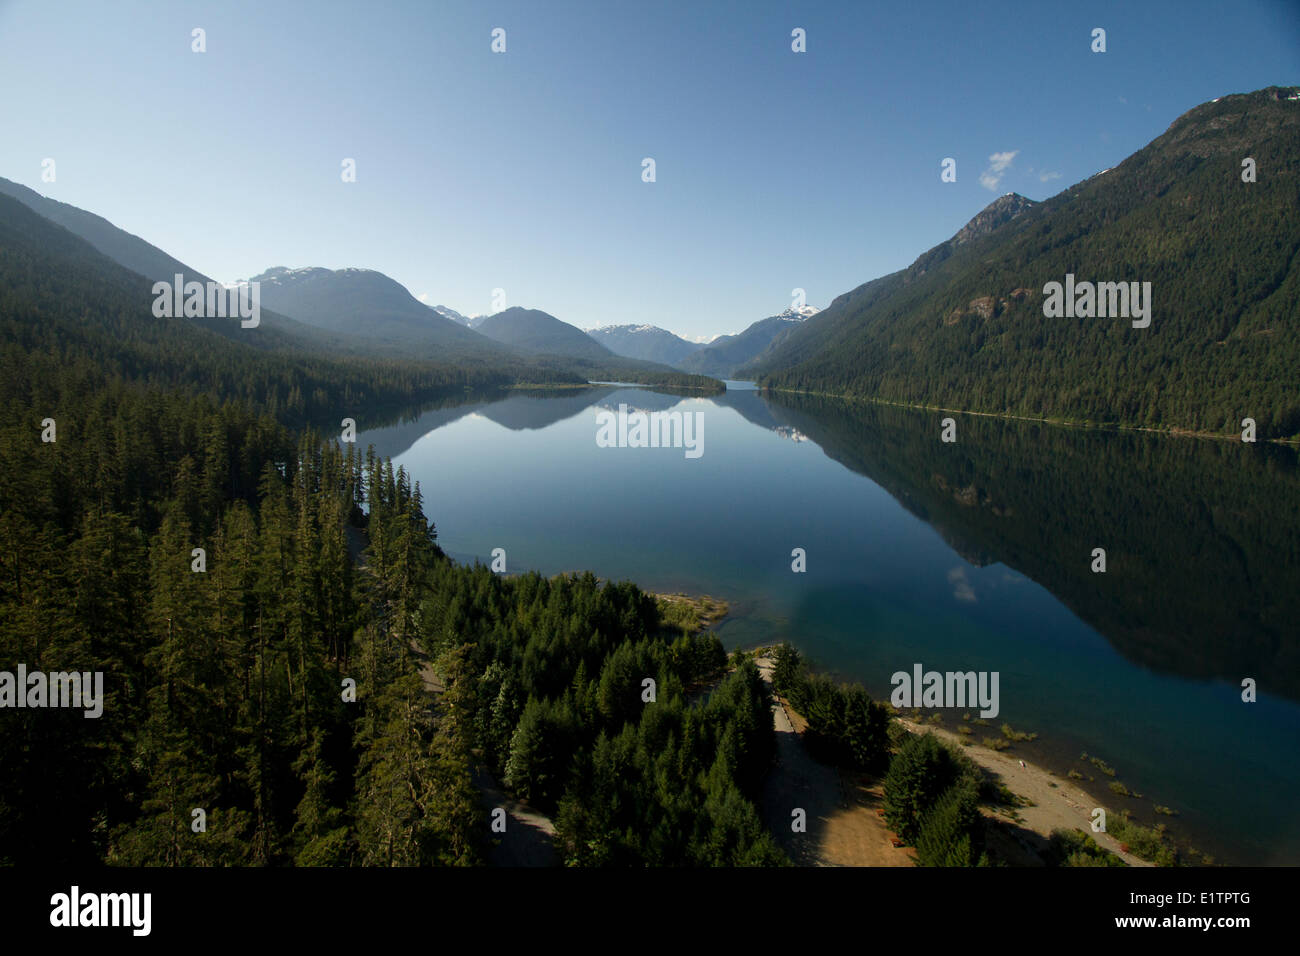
738;391;1300;704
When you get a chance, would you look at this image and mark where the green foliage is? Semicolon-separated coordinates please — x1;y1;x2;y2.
883;732;980;844
549;663;785;865
1089;756;1118;777
1109;812;1181;866
1046;829;1127;867
915;777;985;866
0;201;495;865
413;561;785;865
774;648;890;772
1000;723;1037;742
770;642;804;696
751;89;1300;441
800;676;890;770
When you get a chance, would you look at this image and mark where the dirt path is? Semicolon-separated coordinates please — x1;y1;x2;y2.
755;657;914;867
472;769;558;867
351;520;558;866
409;636;557;866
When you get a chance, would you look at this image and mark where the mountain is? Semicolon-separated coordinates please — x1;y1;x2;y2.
431;304;493;329
678;306;818;378
249;266;511;357
473;307;616;362
431;304;472;325
0;180;719;391
0;179;439;355
587;324;704;365
0;191;526;423
0;189;366;353
745;87;1300;439
0;175;211;283
467;307;723;389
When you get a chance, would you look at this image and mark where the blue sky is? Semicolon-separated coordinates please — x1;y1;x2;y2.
0;0;1296;339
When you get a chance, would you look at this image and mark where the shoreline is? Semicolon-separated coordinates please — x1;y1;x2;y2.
736;640;1213;867
461;576;1222;865
890;713;1151;867
750;651;1149;867
758;386;1300;446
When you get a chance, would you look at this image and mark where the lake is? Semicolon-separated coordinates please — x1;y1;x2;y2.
357;382;1300;865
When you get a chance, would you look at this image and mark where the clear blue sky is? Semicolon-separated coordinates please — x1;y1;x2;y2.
1;0;1296;339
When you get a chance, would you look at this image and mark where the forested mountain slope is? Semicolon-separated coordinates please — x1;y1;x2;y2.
0;175;210;285
745;87;1300;439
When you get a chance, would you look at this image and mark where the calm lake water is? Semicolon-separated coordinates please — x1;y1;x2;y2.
358;383;1300;865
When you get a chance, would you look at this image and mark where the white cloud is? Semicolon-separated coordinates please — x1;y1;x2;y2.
979;150;1019;192
947;566;977;602
1038;170;1061;182
417;292;431;303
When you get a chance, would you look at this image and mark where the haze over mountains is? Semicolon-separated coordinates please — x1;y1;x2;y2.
430;304;473;325
677;306;820;378
0;178;718;389
586;324;705;366
251;265;504;356
474;307;615;362
584;306;821;378
3;87;1296;436
0;175;211;285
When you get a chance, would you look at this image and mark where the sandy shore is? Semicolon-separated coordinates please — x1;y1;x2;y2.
892;715;1150;866
753;654;1149;867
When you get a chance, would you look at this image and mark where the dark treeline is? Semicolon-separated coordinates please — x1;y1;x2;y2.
0;192;575;436
0;393;482;865
771;643;890;771
521;358;725;393
883;733;987;867
424;568;784;865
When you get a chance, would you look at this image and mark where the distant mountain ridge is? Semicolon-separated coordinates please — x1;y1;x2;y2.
678;305;818;378
249;266;509;358
431;304;472;325
474;307;615;361
587;323;705;365
0;179;722;390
